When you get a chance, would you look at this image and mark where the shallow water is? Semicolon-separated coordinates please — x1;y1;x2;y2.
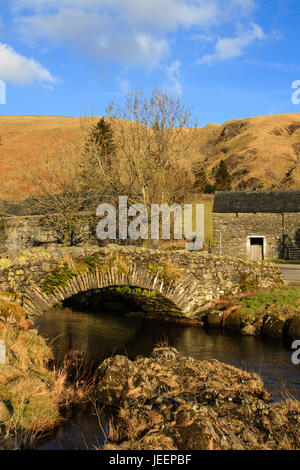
36;307;300;450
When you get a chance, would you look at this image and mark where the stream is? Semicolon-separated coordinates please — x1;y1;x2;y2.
35;307;300;450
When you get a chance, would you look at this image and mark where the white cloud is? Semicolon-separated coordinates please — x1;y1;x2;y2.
12;0;260;69
198;23;265;64
16;7;169;69
13;0;221;31
163;60;183;96
0;43;56;85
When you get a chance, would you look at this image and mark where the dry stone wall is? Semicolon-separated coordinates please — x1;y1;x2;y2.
0;215;95;255
213;212;300;259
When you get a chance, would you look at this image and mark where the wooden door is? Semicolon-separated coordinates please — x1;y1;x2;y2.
250;244;263;261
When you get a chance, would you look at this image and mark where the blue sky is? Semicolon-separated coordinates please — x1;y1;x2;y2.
0;0;299;125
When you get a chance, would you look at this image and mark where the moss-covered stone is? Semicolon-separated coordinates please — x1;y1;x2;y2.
41;263;77;295
240;325;258;336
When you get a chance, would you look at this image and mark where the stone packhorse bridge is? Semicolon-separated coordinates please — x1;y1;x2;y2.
0;245;282;322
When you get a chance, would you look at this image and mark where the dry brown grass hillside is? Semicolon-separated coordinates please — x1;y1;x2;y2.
192;113;300;190
0;116;82;195
0;113;300;194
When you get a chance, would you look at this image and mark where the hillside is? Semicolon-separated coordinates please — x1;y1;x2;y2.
0;113;300;193
0;116;82;194
193;113;300;190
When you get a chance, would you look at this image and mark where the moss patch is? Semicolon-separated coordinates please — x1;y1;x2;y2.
239;286;300;320
41;263;77;295
214;285;300;337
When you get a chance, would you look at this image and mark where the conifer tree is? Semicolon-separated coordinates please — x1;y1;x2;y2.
192;162;208;193
84;117;116;161
81;117;117;191
215;160;231;191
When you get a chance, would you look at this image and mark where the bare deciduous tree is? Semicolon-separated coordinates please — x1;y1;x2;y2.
83;88;198;208
24;137;98;246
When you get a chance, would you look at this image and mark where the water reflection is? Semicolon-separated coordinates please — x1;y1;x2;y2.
36;307;300;401
38;404;107;451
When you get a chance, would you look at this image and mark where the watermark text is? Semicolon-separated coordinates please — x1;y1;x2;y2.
96;197;204;251
292;340;300;365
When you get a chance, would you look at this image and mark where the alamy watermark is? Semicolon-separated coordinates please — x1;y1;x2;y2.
292;340;300;365
96;196;204;251
0;80;6;104
292;80;300;105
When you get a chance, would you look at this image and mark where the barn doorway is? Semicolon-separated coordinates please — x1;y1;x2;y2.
249;237;264;261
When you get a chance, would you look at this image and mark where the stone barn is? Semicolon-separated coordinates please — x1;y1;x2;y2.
213;190;300;260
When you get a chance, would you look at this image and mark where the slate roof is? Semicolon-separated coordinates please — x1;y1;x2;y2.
1;194;101;217
1;199;42;216
213;190;300;213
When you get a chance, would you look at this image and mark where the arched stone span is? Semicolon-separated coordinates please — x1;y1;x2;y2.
23;261;200;319
0;245;283;321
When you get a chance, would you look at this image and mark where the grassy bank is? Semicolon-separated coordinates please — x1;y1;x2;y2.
0;300;97;450
206;285;300;337
0;322;65;449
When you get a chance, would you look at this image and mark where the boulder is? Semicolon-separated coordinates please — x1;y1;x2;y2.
262;317;287;338
172;406;223;450
206;311;222;327
288;317;300;339
224;310;242;330
240;325;258;336
97;356;137;405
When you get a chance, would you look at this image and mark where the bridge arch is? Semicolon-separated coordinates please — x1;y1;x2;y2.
23;261;199;320
62;285;182;318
